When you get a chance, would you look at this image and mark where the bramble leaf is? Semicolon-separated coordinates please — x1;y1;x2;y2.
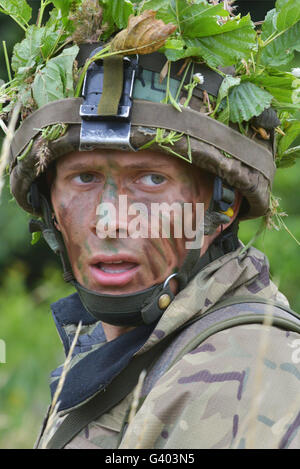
32;45;79;108
0;0;31;28
215;75;241;108
11;26;45;74
227;81;273;123
277;121;300;155
260;20;300;67
261;8;278;41
49;0;74;18
184;15;256;68
40;31;61;59
251;71;300;105
32;62;64;108
282;145;300;158
276;143;300;167
276;0;300;31
216;98;230;125
101;0;134;29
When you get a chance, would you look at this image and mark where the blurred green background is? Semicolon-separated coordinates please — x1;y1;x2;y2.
0;0;299;449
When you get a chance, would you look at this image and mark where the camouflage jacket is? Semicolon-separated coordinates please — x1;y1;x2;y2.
37;245;300;449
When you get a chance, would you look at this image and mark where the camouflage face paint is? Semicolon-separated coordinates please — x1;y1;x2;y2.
51;149;213;296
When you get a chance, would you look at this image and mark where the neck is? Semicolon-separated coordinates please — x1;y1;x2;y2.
102;322;136;341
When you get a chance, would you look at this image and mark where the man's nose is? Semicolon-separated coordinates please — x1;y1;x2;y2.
99;176;119;204
95;192;129;239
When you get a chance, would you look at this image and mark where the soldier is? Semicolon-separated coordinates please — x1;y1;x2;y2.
5;2;300;450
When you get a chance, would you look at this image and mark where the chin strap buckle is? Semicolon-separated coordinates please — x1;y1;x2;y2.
141;273;177;325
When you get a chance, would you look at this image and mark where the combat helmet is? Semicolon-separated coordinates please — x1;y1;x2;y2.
3;1;300;325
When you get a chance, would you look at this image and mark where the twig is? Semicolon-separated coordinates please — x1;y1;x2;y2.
0;118;8;135
203;90;212;113
0;102;21;201
2;41;12;82
128;369;147;425
40;320;82;449
120;369;147;449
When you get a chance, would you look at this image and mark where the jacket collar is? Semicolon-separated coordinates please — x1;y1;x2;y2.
50;293;156;413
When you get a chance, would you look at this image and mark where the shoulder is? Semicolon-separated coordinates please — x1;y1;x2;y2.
125;322;300;449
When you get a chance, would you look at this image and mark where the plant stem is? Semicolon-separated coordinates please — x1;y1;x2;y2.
263;28;288;47
37;0;51;28
74;44;111;97
175;0;182;36
277;215;300;246
175;60;191;102
2;41;12;82
46;32;70;61
166;61;171;104
159;143;191;163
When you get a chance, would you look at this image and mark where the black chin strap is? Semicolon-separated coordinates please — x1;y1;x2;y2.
28;178;238;326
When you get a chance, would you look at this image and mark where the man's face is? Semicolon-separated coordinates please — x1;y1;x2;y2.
51;149;213;295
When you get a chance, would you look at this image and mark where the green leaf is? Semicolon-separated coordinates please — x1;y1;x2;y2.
164;45;199;61
101;0;134;29
0;0;31;28
278;121;300;155
31;231;41;246
140;0;168;11
216;97;230;125
32;45;79;107
51;45;79;96
260;20;300;67
40;31;61;59
276;141;300;168
141;0;175;25
184;15;256;68
149;1;250;40
174;1;230;37
227;81;273;123
276;0;293;7
251;71;300;105
11;26;45;74
182;8;246;39
282;145;300;158
215;75;241;109
50;0;73;18
163;38;184;50
276;155;297;168
32;62;64;108
261;9;278;41
276;0;300;31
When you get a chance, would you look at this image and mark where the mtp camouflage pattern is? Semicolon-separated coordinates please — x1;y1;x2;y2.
37;245;300;449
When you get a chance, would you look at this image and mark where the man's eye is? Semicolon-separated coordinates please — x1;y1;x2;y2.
139;174;166;186
75;173;97;184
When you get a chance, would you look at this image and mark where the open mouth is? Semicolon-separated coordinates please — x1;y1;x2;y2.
96;261;138;274
90;258;139;287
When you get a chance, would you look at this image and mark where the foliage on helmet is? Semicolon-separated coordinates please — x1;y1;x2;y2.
1;0;300;166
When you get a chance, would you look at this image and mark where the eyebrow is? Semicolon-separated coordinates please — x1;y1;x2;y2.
60;160;171;172
123;162;171;170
